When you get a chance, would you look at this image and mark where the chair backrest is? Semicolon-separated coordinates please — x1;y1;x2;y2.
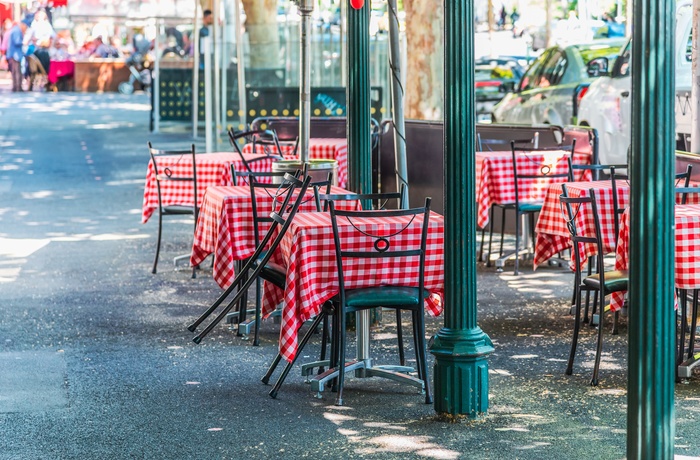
228;127;285;173
328;197;432;303
560;185;606;285
676;186;700;205
148;141;198;215
249;171;314;246
675;164;696;204
511;140;575;205
476;133;533;152
566;157;628;182
231;165;293;186
314;189;403;212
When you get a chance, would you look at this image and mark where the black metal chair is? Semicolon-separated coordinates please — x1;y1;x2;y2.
306;198;433;405
262;189;406;398
147;142;198;276
486;141;575;275
187;173;312;344
228;127;285;173
560;185;629;386
566;158;628;182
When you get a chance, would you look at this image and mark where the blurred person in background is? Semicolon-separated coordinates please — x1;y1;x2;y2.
7;19;29;91
0;19;14;71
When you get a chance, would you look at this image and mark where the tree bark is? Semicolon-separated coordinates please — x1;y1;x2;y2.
405;0;444;120
241;0;280;68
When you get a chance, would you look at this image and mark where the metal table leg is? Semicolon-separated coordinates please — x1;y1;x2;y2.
307;310;425;398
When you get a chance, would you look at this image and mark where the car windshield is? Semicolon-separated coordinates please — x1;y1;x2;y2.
576;43;624;65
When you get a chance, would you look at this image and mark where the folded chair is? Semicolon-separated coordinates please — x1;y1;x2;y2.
236;172;332;346
187;174;312;343
560;185;629;385
147;142;198;276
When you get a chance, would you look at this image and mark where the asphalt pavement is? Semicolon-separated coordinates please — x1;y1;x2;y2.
1;81;700;460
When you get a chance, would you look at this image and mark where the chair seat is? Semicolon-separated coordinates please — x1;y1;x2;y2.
344;286;429;310
518;202;542;213
162;205;195;215
582;270;629;292
259;261;287;288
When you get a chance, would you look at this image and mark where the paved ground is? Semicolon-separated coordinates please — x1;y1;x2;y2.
1;82;700;459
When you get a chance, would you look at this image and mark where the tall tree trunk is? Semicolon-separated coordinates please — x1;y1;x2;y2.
241;0;280;68
405;0;444;120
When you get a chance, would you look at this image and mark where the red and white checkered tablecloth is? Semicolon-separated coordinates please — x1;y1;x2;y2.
190;185;356;289
261;211;445;362
242;138;348;188
141;151;281;223
475;150;592;229
611;204;700;311
533;180;629;269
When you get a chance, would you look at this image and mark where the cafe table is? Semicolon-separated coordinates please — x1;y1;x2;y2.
261;210;445;369
190;184;355;289
612;204;700;377
533;179;628;269
243;138;348;188
141;151;283;223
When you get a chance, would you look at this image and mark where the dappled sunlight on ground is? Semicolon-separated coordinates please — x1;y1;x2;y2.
0;237;50;283
317;403;462;458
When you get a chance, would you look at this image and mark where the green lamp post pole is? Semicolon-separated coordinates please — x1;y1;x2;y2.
429;0;494;416
346;0;372;196
627;0;676;456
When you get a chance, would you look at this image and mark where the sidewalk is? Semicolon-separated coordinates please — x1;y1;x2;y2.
0;89;698;459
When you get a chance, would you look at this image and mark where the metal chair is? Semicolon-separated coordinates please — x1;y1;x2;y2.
316;198;433;405
147;142;198;276
487;141;575;275
263;189;405;398
560;185;629;386
187;174;312;343
227;127;285;173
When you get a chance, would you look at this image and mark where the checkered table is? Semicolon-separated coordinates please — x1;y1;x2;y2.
242;138;348;188
611;204;700;311
533;180;629;269
261;211;445;362
476;150;592;229
190;185;355;289
142;151;282;223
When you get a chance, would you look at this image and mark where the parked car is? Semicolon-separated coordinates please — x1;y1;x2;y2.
475;56;527;123
577;1;693;164
491;39;626;128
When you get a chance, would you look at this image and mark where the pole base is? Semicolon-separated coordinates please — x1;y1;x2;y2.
430;327;494;417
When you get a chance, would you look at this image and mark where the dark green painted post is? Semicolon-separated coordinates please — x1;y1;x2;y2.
346;2;372;196
627;0;675;455
429;0;494;416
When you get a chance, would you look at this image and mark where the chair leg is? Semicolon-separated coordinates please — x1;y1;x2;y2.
152;210;163;274
335;304;347;406
591;290;605;386
498;207;507;258
688;290;699;360
486;206;496;267
269;311;327;399
413;309;432;404
253;277;262;346
566;287;583;375
679;289;688;366
514;211;520;275
396;310;405;367
318;313;330;374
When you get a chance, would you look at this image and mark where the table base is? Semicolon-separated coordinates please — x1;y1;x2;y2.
678;353;700;379
305;310;425;402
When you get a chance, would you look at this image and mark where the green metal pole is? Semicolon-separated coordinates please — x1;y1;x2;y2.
346;2;372;195
627;0;676;455
429;0;494;416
